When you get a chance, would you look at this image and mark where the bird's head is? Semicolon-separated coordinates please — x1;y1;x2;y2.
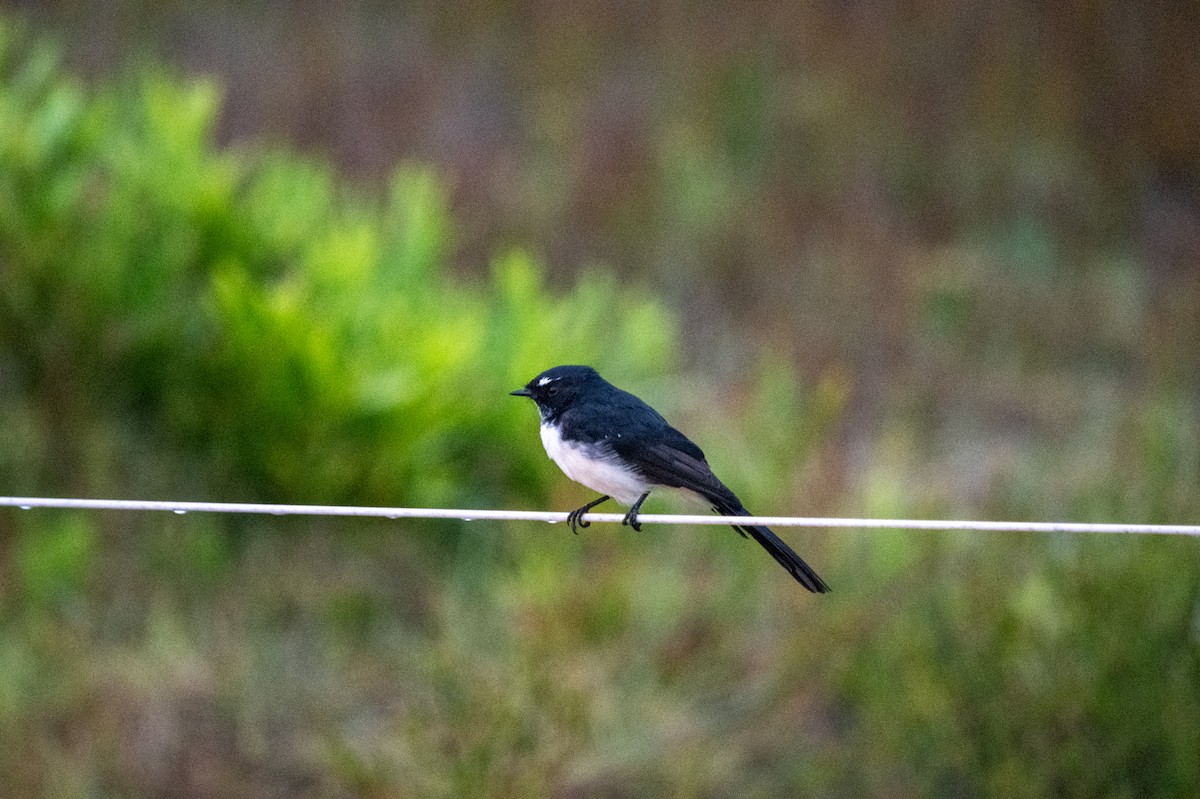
510;365;602;417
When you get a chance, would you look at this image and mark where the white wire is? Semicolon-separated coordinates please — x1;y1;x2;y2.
2;496;1198;535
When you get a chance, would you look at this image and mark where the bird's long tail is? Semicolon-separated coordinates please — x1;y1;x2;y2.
711;499;830;593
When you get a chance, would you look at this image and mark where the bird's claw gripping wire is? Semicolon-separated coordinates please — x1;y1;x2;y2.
621;492;650;532
566;495;610;534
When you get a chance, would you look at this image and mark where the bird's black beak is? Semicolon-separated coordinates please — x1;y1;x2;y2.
510;387;532;397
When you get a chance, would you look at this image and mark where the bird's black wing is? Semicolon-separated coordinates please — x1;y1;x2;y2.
611;423;831;594
609;425;740;508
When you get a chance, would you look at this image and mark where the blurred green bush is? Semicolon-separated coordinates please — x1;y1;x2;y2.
0;26;675;509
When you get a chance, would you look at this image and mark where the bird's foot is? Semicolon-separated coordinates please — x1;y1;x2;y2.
621;492;650;532
566;506;590;534
566;495;610;535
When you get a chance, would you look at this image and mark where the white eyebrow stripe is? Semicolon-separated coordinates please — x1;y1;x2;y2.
537;376;556;387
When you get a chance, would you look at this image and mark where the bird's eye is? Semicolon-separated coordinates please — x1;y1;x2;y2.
547;386;559;396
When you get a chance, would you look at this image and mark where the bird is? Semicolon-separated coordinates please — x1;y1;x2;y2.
511;365;829;593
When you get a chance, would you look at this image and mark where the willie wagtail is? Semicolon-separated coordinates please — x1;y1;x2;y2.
511;365;829;593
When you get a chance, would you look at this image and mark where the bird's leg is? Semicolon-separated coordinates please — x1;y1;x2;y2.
622;492;651;532
567;495;610;535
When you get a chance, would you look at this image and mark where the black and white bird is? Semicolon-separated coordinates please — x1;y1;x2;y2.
511;365;829;593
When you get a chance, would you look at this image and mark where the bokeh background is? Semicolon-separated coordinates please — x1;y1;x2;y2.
2;2;1199;796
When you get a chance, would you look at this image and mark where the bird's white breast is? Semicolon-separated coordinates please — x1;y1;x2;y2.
540;423;647;505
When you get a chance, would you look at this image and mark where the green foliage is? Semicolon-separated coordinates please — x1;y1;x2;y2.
0;27;674;507
13;513;96;607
